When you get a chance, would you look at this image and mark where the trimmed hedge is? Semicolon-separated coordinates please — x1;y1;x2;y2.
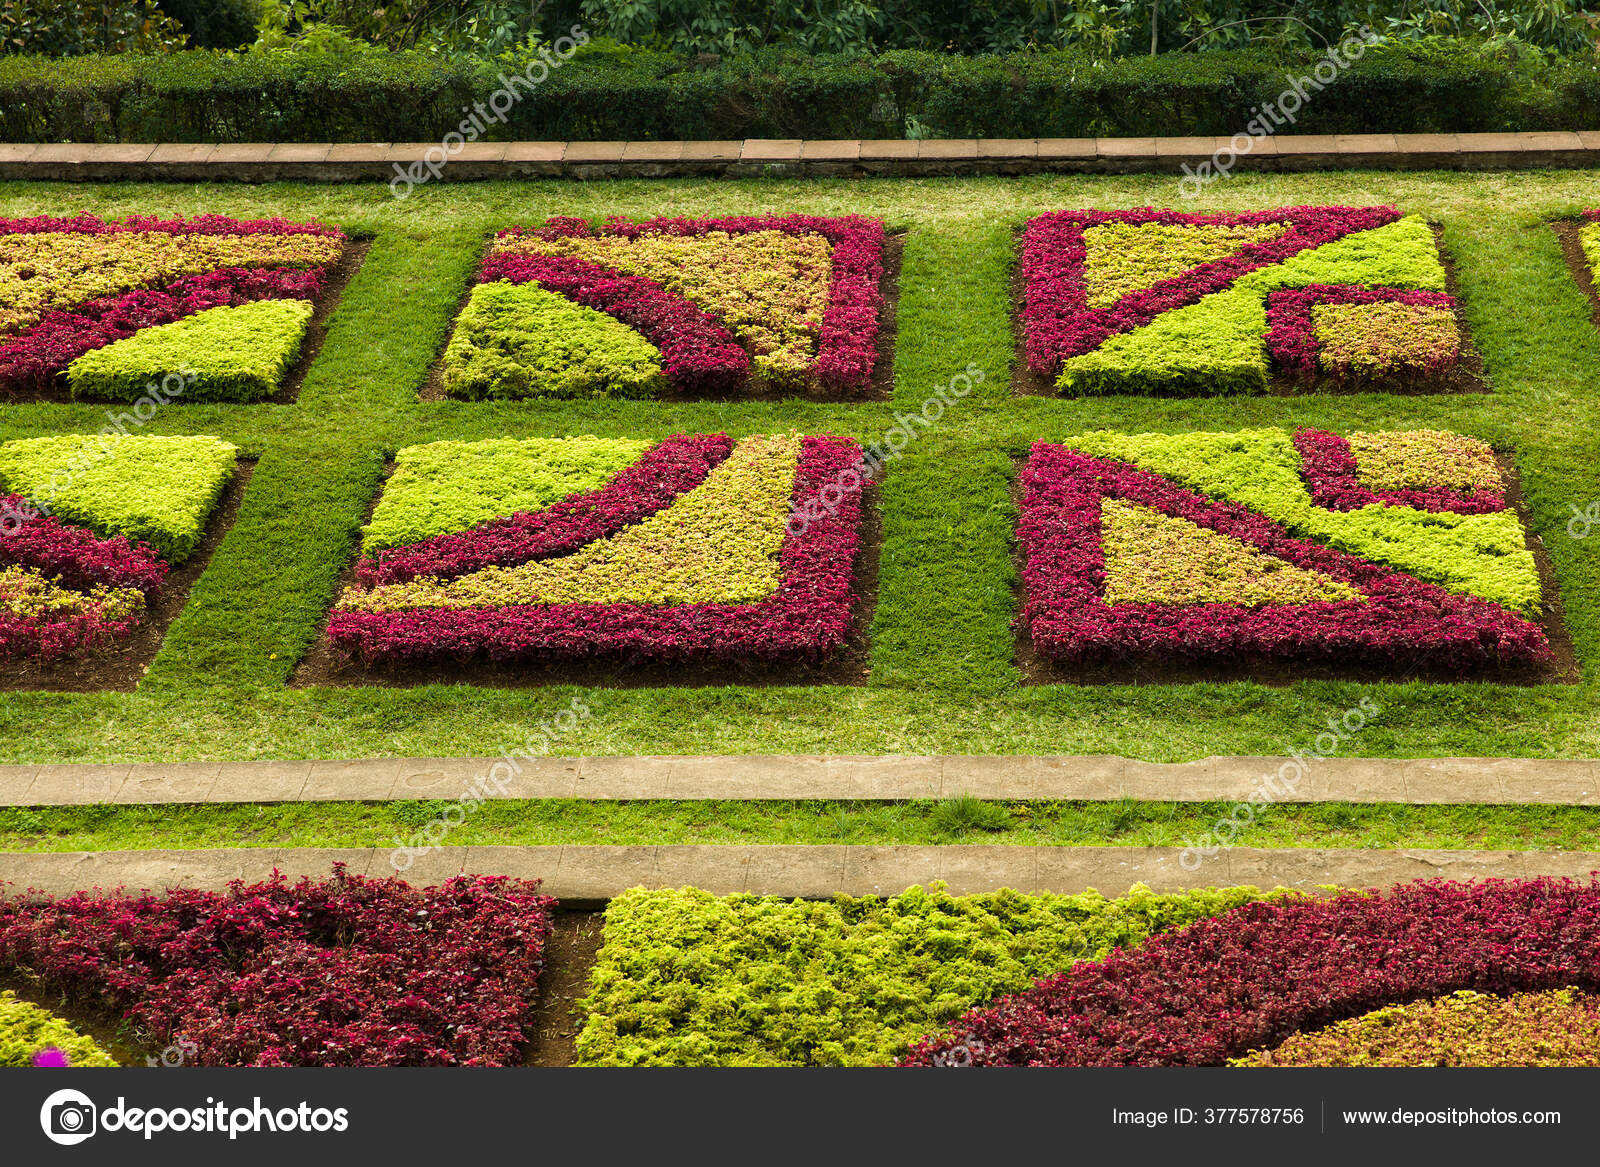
2;43;1599;143
575;883;1279;1067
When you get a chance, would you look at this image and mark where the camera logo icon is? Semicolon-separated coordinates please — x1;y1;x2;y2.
39;1088;97;1146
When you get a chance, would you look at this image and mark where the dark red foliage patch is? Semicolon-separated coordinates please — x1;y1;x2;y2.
901;877;1600;1067
0;866;556;1067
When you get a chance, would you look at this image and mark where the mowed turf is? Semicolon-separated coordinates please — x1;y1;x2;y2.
0;170;1597;780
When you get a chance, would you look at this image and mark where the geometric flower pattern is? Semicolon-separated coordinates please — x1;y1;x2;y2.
1019;429;1551;673
326;432;866;666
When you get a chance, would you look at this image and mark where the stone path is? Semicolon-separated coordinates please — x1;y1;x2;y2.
1;844;1594;904
4;133;1598;182
0;754;1592;806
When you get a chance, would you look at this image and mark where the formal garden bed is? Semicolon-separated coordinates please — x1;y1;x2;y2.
422;215;898;403
293;431;878;688
1015;426;1574;685
1015;206;1484;397
0;213;363;405
0;435;246;692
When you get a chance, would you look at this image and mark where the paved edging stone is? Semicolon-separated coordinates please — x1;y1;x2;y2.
0;845;1594;903
4;133;1599;183
0;755;1593;807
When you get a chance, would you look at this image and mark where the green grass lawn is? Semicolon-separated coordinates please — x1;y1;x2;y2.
4;799;1600;853
1;170;1598;771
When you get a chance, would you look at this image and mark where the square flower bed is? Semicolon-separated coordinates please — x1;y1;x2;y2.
0;213;349;402
436;214;889;400
322;431;868;672
1017;427;1557;678
0;434;237;669
1018;206;1475;395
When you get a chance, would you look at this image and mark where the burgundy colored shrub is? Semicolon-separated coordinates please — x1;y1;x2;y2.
902;877;1600;1067
0;866;555;1067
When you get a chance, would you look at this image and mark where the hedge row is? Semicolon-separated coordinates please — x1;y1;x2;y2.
4;43;1600;143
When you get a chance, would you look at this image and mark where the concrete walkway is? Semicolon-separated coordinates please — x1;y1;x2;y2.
0;845;1595;904
1;754;1593;807
5;133;1599;183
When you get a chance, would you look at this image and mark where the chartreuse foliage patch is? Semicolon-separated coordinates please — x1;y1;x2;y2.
360;436;650;554
67;300;314;403
441;281;666;401
0;990;116;1067
0;434;237;663
575;883;1279;1067
1022;207;1463;395
1021;427;1551;674
0;434;237;563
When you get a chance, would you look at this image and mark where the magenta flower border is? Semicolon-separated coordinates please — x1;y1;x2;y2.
490;213;887;393
0;213;344;239
1264;283;1458;382
1019;205;1401;375
1018;443;1550;671
902;877;1600;1067
329;435;866;665
1293;428;1506;514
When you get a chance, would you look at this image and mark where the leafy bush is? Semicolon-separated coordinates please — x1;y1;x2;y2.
903;877;1600;1067
441;281;666;401
0;0;186;57
0;991;116;1067
575;883;1280;1066
0;867;556;1067
0;434;237;561
66;298;314;402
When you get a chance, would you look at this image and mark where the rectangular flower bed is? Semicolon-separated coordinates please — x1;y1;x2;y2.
435;214;890;400
0;213;349;403
0;434;238;681
1017;427;1560;680
320;431;870;676
1018;206;1477;396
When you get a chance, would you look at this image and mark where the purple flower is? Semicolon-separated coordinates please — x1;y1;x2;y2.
31;1047;70;1068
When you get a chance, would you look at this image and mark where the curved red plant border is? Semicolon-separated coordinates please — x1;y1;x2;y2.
1018;443;1550;671
0;267;327;393
356;434;735;587
0;496;168;591
902;877;1600;1067
479;251;750;394
1019;205;1401;374
328;435;865;665
492;213;887;393
1293;428;1506;515
1264;283;1459;382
